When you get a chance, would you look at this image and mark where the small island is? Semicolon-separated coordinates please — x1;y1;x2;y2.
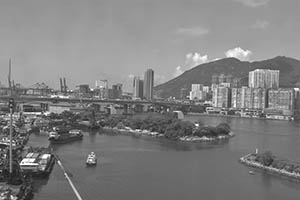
100;114;234;142
240;150;300;181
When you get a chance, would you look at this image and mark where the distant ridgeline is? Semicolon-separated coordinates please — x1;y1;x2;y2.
155;56;300;98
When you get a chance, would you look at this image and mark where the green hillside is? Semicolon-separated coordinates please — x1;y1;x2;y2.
154;56;300;98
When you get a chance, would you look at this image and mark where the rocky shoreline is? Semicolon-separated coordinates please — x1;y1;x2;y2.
179;132;234;142
239;153;300;181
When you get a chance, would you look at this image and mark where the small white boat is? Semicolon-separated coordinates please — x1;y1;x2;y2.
249;170;254;175
86;152;97;166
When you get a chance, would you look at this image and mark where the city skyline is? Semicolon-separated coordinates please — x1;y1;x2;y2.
0;0;299;91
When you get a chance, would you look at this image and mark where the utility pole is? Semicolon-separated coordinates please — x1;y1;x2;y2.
8;59;11;91
9;98;14;176
8;59;14;182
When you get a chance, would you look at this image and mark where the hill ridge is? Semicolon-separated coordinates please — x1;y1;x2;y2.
154;56;300;98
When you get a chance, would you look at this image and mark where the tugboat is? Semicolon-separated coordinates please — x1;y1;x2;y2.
48;127;83;144
86;152;97;166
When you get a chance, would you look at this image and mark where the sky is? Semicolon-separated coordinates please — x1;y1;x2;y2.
0;0;299;91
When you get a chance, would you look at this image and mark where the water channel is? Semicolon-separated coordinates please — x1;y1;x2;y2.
28;115;300;200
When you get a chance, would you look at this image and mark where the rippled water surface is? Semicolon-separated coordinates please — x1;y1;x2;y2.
28;115;300;200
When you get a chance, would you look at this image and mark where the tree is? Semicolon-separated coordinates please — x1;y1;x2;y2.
216;123;231;135
165;121;194;138
255;151;275;166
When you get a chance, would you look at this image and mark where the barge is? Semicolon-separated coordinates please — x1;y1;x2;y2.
20;152;55;177
48;127;83;144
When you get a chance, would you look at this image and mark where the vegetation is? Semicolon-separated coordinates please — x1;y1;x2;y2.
254;151;300;174
102;114;231;140
255;151;275;166
44;110;100;129
43;111;233;140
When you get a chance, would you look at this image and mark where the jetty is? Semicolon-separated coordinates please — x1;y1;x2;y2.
54;154;83;200
239;151;300;181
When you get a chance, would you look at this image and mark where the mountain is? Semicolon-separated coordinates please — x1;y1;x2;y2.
154;56;300;99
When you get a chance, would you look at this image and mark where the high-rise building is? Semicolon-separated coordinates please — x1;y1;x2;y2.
189;84;206;100
249;69;279;89
231;87;267;110
212;86;231;108
231;88;242;109
190;90;207;100
107;83;122;99
225;74;233;83
191;84;203;91
203;86;210;93
212;74;218;84
180;88;188;99
143;69;154;100
232;78;242;88
267;88;295;115
218;74;226;84
133;76;143;99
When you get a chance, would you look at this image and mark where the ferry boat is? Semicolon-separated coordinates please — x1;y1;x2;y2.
86;152;97;166
19;152;55;177
48;127;83;144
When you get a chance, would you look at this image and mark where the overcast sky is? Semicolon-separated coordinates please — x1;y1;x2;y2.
0;0;299;91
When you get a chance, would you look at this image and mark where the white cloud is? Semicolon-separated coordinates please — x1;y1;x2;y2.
185;52;209;68
233;0;270;7
225;47;252;61
176;26;209;37
212;58;221;61
173;66;184;78
251;19;269;29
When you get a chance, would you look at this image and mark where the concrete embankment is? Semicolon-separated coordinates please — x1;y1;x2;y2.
239;154;300;181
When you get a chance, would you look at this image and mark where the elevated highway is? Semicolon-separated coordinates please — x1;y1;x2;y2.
0;95;192;107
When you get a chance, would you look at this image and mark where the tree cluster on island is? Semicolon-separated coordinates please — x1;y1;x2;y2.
44;110;99;127
43;111;232;140
101;113;232;140
254;151;300;174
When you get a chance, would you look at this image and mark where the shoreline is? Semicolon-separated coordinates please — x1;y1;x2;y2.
187;112;294;121
239;153;300;181
102;126;234;142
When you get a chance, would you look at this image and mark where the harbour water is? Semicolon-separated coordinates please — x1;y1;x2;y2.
28;115;300;200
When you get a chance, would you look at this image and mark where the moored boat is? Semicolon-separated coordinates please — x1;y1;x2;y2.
48;127;83;144
86;152;97;166
19;151;55;177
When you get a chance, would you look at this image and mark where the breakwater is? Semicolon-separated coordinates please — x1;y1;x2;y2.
239;153;300;181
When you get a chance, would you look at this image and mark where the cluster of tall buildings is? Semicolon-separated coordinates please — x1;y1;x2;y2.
185;68;297;119
132;69;154;101
212;69;296;118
